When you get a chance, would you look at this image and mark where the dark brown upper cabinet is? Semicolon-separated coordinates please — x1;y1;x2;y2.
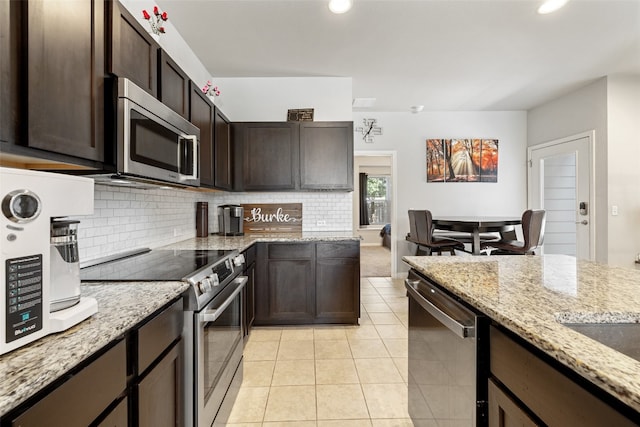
234;122;299;191
189;82;214;187
214;107;233;191
300;122;354;191
0;0;12;145
158;50;190;119
108;0;158;97
15;0;105;162
232;121;353;192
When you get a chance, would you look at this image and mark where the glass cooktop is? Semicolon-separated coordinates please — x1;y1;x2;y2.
80;249;233;282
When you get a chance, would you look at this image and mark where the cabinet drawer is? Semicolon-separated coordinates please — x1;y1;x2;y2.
137;298;183;375
268;243;314;260
490;326;637;427
316;242;359;259
12;340;126;427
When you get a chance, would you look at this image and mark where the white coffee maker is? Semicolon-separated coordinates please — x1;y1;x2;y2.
0;167;97;355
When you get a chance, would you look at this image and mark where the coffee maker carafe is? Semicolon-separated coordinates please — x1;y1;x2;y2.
218;204;244;236
50;219;82;312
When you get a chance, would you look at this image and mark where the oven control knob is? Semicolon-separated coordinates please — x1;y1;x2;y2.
209;273;220;287
197;281;206;294
198;278;212;294
233;254;245;267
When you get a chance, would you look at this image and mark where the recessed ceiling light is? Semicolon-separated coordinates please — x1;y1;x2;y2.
329;0;353;14
352;98;376;108
538;0;569;14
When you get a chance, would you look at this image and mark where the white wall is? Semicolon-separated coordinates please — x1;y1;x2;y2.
606;75;640;267
527;75;640;267
213;77;352;122
353;111;528;274
527;78;609;262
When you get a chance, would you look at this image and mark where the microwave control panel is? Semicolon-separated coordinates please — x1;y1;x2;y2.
5;255;43;343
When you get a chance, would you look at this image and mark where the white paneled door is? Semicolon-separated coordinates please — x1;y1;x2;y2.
528;133;594;260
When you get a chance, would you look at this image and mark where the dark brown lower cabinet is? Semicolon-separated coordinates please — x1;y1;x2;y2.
254;241;360;326
96;398;128;427
8;340;127;427
4;298;185;427
132;299;184;427
488;379;538;427
256;243;315;324
135;342;182;427
243;246;257;337
490;325;638;427
315;242;360;323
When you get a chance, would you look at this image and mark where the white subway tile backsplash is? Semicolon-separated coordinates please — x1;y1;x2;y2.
73;184;352;262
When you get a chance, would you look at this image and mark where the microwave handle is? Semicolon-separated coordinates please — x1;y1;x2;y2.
178;135;198;180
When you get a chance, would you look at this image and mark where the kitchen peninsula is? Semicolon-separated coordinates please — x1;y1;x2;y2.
403;254;640;425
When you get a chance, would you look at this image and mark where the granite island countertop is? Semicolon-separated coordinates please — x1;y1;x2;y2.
163;231;361;252
0;281;188;417
403;254;640;414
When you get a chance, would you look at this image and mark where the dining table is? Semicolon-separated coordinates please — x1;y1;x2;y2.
432;216;522;255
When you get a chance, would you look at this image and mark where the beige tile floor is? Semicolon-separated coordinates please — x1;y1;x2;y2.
226;277;414;427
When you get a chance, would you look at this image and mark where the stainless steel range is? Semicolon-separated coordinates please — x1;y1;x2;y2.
81;248;247;427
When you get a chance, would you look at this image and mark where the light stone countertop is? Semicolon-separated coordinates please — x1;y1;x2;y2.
403;254;640;414
0;281;188;417
163;231;361;252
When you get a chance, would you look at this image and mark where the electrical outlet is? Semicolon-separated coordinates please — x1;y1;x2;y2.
612;205;618;216
173;228;178;237
316;220;327;226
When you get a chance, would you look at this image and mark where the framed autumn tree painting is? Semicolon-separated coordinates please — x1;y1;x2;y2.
426;139;498;182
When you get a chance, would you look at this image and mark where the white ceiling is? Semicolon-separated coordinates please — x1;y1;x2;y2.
158;0;640;112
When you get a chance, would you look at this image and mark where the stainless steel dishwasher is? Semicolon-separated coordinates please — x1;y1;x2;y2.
406;269;489;427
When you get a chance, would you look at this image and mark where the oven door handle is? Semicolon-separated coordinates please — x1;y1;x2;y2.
201;276;247;323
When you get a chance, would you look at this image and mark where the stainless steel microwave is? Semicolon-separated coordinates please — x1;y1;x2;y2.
115;77;200;187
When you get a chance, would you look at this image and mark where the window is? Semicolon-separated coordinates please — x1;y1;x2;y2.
365;175;391;225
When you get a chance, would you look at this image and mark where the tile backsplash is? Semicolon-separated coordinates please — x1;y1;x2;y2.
73;184;353;262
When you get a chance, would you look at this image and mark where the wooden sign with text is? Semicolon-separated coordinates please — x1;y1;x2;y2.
241;203;303;234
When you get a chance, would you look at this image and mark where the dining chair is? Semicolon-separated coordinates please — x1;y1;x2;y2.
407;210;465;255
480;209;546;255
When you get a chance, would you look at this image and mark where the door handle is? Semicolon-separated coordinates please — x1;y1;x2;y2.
575;220;588;225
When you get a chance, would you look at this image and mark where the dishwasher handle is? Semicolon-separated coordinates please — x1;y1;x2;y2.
405;279;475;339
